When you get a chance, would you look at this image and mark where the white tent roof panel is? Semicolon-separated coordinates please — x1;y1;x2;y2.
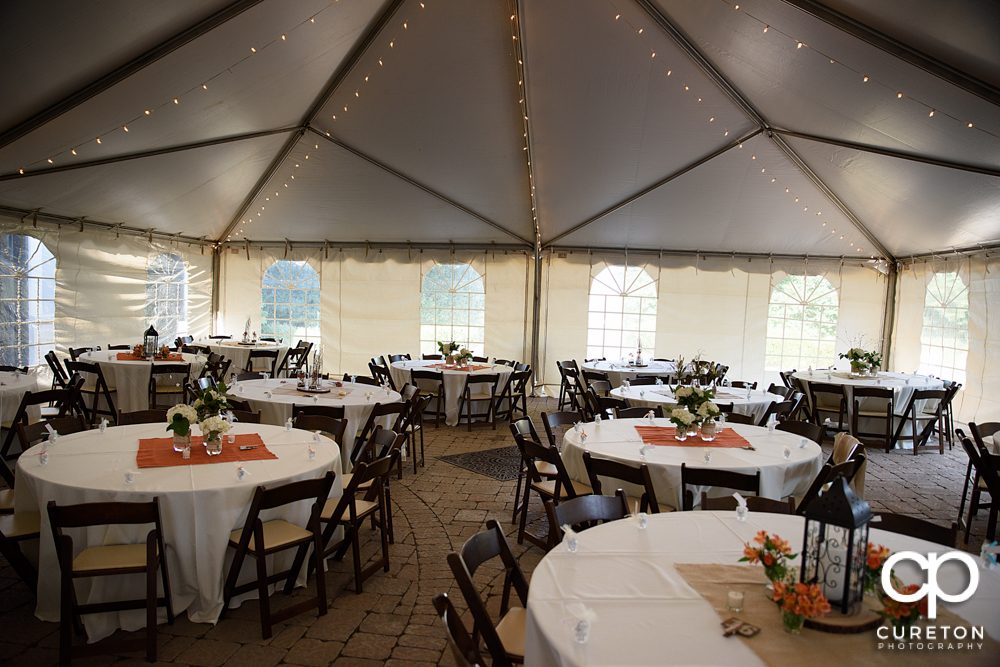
233;134;522;244
0;0;385;175
312;0;533;239
0;133;288;237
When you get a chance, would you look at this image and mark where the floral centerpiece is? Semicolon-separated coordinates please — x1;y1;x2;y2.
438;341;472;366
165;404;198;451
690;351;724;386
740;531;797;584
771;579;831;634
199;414;232;455
191;381;232;421
670;385;720;438
668;407;697;440
864;543;891;595
876;579;926;632
839;335;883;375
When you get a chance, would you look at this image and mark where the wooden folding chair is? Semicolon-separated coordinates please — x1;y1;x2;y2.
350;402;406;467
541;410;582;448
873;512;958;548
292;403;346;420
776;420;824;445
509;418;558;526
148;363;190;410
118;410;169;425
411;370;445;428
222;472;334;638
47;497;174;664
447;519;527;667
433;593;486;667
544;490;629;550
807;382;847;434
891;389;947;454
795;457;866;515
1;379;83;461
615;406;664;419
244;349;279;375
456;373;501;431
702;494;795;514
582;451;666;513
369;363;396;391
64;359;118;426
680;463;760;511
851;386;895;451
755;399;794;426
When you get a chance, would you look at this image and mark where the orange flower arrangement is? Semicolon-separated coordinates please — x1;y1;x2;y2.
864;543;891;594
876;581;927;629
771;580;832;617
740;531;796;582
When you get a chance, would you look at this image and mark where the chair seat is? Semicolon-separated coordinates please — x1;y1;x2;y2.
531;479;592;499
1;417;42;429
854;410;891;417
229;519;311;552
321;497;380;521
153;386;185;394
0;511;40;539
495;606;526;660
341;473;373;490
0;488;14;512
73;542;151;571
979;477;989;490
536;462;558;477
893;412;936;420
466;393;493;401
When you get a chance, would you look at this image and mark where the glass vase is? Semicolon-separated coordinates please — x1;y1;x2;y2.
701;421;717;442
205;434;223;456
673;427;688;442
782;611;805;634
172;434;191;452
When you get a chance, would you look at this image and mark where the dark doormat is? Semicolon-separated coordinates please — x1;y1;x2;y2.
437;445;522;481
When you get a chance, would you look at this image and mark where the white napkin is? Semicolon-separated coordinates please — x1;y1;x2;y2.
561;524;579;552
733;492;747;509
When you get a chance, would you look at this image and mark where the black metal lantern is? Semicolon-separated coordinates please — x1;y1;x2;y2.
143;325;159;357
799;475;872;614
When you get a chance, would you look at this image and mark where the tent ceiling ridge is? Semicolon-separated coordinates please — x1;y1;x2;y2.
902;241;1000;263
0;204;213;245
218;239;531;252
542;128;763;247
309;127;534;246
547;243;876;265
770;129;1000;179
777;0;1000;109
0;0;267;151
0;126;301;182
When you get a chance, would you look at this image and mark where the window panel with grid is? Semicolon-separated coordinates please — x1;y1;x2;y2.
919;272;968;384
0;235;55;368
419;263;485;357
765;275;839;372
260;261;321;346
587;265;658;361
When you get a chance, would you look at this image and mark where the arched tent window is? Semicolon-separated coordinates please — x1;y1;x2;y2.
0;234;55;368
918;272;968;384
765;275;839;371
420;263;485;356
261;260;321;345
587;265;658;360
145;253;187;339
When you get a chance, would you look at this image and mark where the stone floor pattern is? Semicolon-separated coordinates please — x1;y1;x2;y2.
0;396;991;666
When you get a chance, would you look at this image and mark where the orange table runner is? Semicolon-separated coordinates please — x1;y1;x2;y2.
634;425;749;448
136;433;277;468
427;363;492;372
117;353;184;362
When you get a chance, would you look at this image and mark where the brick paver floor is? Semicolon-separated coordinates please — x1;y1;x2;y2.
0;397;991;666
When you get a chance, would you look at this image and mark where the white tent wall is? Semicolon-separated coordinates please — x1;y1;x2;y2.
0;216;212;358
537;252;887;392
218;246;531;378
891;254;1000;424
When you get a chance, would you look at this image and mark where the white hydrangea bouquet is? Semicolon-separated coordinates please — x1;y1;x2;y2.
199;414;232;443
671;385;720;428
166;404;198;437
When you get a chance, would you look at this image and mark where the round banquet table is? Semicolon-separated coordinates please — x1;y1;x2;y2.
525;511;1000;667
581;359;678;387
389;359;514;427
561;419;823;511
229;378;401;471
792;370;945;438
197;338;289;374
79;351;205;414
0;370;42;423
14;422;341;641
611;385;783;424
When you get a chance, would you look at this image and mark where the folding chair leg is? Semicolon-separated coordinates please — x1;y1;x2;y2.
516;476;532;544
146;540;158;663
255;549;272;639
511;467;525;525
351;525;364;593
385;485;394;544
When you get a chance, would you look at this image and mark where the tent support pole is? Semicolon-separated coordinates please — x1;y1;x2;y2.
530;241;543;396
881;263;897;370
212;248;222;337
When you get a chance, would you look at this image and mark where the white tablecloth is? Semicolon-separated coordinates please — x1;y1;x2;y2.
389;360;514;427
525;511;1000;667
15;422;341;640
611;386;783;424
0;370;42;423
230;378;400;471
561;420;823;511
792;371;945;438
79;351;205;414
581;359;678;387
198;339;289;375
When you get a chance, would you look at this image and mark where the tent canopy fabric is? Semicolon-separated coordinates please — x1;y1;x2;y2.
0;0;998;260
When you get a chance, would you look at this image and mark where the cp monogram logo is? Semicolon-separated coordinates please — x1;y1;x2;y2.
881;551;980;619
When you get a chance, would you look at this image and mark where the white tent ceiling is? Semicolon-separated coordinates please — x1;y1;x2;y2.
1;0;998;261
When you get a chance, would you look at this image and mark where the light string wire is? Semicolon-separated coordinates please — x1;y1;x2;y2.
17;1;345;174
236;1;428;241
605;0;881;260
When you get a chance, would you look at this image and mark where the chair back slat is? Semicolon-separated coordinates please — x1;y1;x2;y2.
681;463;760;511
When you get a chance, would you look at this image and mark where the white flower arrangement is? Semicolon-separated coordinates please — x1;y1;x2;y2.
167;404;198;423
670;407;696;426
675;386;693;399
199;415;232;440
697;401;721;418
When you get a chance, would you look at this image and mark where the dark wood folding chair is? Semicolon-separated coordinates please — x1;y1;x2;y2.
389;354;409;363
68;347;93;361
541;410;582;448
776;420;824;445
730;381;757;390
230;409;261;423
873;512;958;548
965;424;1000;542
556;361;580;411
511;432;592;549
244;349;279;375
292;403;346;420
318;454;396;593
47;497;174;664
235;371;263;382
457;374;501;431
0;509;40;592
891;388;947;454
411;370;445;428
1;379;83;461
422;353;443;360
629;376;658;386
222;472;334;638
148;363;190;410
496;369;532;422
582;451;666;513
680;463;761;511
795;457;866;515
615;406;664;419
294;414;348;450
402;395;431;474
369;363;396;391
931;381;961;450
722;412;755;425
46;351;70;390
767;384;792;398
64;359;118;426
702;493;795;514
544;490;629;549
350;402;406;467
851;386;895;451
433;593;486;667
807;382;847;434
595;393;629;418
447;519;527;667
755;399;795;426
509;418;558;526
117;410;169;425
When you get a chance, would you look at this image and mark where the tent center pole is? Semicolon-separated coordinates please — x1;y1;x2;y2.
530;241;543;396
881;264;897;369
